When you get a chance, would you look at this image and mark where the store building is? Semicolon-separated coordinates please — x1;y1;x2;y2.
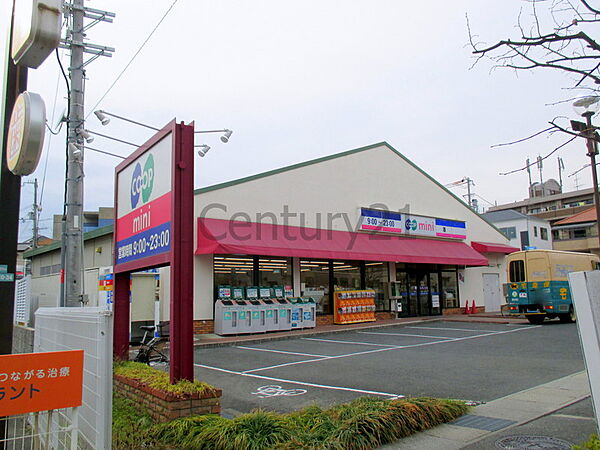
24;142;517;333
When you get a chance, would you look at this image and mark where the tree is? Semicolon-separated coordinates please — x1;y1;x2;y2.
468;0;600;176
469;0;600;97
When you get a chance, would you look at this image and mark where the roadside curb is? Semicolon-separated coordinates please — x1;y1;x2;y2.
390;371;591;450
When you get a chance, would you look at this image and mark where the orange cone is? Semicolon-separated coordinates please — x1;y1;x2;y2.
470;300;477;315
464;301;470;314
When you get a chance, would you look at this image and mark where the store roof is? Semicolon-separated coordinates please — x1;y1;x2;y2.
194;141;506;239
471;241;520;254
482;209;529;222
554;207;597;225
196;218;488;266
23;224;114;258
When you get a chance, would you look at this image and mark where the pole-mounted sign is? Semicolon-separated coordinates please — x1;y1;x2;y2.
113;120;195;383
6;91;45;176
11;0;62;69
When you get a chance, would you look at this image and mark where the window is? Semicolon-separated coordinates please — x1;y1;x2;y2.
499;227;516;239
213;255;254;289
364;262;389;311
540;227;548;241
39;263;61;276
258;257;292;288
573;228;587;239
441;271;459;308
333;260;361;291
509;260;525;282
533;226;538;237
300;260;331;314
214;255;293;296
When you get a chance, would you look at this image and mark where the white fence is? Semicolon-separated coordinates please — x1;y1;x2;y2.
1;408;79;450
568;270;600;432
34;307;113;450
13;276;32;325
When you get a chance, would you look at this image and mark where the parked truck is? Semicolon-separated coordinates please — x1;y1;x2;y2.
504;249;600;324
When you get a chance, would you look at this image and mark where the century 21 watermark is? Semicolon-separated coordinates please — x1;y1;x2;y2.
198;202;411;249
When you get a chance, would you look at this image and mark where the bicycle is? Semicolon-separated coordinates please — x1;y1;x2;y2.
133;323;169;366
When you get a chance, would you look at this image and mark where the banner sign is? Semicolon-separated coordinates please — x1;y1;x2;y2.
115;134;173;271
0;350;84;416
360;208;466;239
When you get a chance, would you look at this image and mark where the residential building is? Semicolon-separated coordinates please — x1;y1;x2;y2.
552;207;599;256
482;210;552;250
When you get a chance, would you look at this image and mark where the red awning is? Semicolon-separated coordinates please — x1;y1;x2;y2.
471;241;519;254
196;218;488;266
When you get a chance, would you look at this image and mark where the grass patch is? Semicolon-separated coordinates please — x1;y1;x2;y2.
114;360;215;397
144;396;470;450
575;434;600;450
112;393;160;449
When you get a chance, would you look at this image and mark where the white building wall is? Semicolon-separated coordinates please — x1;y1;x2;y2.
494;217;552;250
192;144;511;316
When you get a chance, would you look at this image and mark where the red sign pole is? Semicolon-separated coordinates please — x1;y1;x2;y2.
113;271;130;360
169;122;195;382
112;120;195;383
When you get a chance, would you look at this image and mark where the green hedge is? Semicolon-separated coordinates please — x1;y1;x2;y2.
575;434;600;450
113;393;470;449
114;360;215;396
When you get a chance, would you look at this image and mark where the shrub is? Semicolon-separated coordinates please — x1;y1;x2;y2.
114;360;215;397
575;434;600;450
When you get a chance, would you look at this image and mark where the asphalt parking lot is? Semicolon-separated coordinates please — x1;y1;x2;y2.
193;320;585;417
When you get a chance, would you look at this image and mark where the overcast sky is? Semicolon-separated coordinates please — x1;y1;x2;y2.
2;1;597;241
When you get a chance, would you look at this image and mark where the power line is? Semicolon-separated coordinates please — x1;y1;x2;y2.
86;0;179;117
499;136;577;175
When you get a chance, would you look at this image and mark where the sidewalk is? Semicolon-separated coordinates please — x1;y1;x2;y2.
385;371;593;449
192;312;528;348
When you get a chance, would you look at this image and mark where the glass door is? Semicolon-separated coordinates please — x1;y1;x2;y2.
395;272;410;317
417;273;430;316
408;271;431;316
430;272;441;315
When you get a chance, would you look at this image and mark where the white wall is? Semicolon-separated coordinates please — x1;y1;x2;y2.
462;253;507;311
192;144;512;317
494;217;552;250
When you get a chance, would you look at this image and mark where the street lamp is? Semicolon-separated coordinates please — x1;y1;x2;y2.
572;96;600;249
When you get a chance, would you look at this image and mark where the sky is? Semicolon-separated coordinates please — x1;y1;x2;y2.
2;0;598;241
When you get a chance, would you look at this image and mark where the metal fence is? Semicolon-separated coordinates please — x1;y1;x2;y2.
34;308;113;450
1;408;78;450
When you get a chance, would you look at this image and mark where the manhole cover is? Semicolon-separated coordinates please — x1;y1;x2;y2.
495;435;572;449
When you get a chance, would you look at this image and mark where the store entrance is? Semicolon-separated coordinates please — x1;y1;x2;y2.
397;269;443;317
408;272;429;316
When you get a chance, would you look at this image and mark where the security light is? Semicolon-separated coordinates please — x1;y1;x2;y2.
573;96;600;117
69;143;82;160
220;129;233;143
78;129;94;143
197;144;210;157
94;110;110;126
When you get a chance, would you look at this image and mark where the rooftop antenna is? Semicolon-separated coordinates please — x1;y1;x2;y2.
537;155;544;195
526;157;532;186
558;157;565;191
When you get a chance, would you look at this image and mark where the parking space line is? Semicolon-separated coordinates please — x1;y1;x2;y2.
302;337;397;347
408;326;507;333
236;346;334;358
357;331;454;339
243;325;541;374
194;363;403;398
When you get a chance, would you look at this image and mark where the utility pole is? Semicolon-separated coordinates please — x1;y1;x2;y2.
60;1;114;306
63;0;86;306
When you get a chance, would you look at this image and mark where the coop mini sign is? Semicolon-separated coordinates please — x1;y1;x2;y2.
0;350;84;415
